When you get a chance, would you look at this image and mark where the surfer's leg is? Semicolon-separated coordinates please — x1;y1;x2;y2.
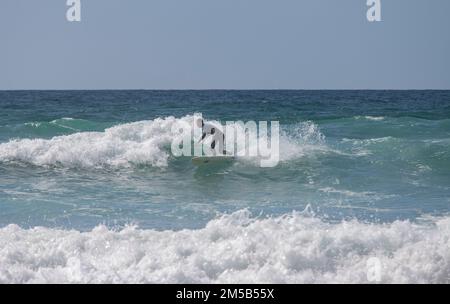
211;140;217;156
222;134;227;155
216;134;225;156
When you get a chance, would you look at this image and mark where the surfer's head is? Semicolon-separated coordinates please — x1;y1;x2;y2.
196;118;204;128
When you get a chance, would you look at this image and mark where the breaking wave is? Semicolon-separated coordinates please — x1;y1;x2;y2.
0;116;327;168
0;210;449;284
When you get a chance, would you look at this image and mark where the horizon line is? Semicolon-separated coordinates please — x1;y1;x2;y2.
1;88;450;91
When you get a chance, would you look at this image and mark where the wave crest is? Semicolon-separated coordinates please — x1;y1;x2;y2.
0;116;193;168
0;117;328;168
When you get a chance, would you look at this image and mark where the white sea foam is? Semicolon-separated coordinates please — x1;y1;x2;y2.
0;117;327;168
234;121;329;166
277;121;328;161
0;116;192;168
0;210;449;284
354;116;386;121
319;187;381;199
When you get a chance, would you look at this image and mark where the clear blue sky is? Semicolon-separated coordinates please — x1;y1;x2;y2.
1;0;449;89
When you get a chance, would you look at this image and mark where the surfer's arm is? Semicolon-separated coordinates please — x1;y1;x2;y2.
198;132;207;143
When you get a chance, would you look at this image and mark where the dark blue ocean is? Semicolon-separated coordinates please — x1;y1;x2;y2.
0;90;449;283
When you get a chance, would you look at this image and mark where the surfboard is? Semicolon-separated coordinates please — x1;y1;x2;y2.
192;155;235;166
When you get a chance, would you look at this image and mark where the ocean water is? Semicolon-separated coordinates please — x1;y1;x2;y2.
0;90;449;283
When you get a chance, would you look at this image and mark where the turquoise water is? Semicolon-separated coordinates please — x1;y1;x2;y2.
1;90;449;230
1;90;449;283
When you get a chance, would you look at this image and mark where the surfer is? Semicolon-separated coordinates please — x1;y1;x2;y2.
196;118;227;155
